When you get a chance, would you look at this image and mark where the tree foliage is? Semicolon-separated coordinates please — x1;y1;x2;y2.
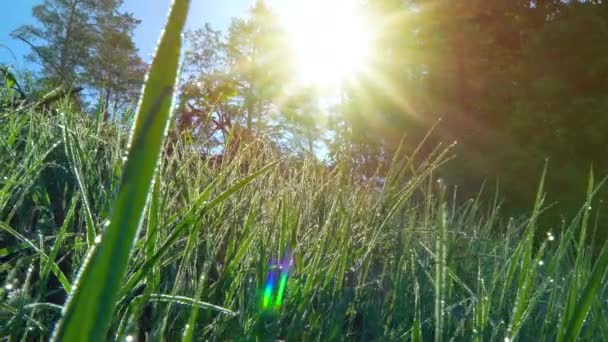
7;0;608;212
349;0;608;211
12;0;145;116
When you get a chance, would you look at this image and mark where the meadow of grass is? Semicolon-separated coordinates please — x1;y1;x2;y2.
2;103;608;341
2;1;608;340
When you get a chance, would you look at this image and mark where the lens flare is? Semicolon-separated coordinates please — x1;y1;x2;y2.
261;251;293;312
263;270;276;309
274;269;289;309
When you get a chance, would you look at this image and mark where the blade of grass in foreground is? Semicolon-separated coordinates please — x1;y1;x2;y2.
51;1;190;341
560;242;608;342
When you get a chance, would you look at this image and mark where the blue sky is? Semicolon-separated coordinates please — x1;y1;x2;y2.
0;0;288;67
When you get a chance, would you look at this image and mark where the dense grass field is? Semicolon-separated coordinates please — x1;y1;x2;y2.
2;2;608;340
1;105;608;340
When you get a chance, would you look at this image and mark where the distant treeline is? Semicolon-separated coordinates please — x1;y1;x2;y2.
2;0;607;216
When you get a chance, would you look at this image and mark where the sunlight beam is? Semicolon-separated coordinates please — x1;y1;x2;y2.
282;0;374;87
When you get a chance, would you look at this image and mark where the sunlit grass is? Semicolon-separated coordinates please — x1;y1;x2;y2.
2;100;608;339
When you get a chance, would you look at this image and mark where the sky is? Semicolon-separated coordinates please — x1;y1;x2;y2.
0;0;289;68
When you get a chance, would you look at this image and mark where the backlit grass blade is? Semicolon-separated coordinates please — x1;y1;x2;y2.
51;1;190;341
561;242;608;342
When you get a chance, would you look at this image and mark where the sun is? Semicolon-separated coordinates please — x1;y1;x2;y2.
282;0;373;88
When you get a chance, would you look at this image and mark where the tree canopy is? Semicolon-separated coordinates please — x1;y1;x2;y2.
6;0;608;213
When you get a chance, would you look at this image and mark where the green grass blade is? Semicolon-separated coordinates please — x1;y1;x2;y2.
50;1;190;341
39;195;78;295
62;121;96;246
412;274;422;342
0;222;72;293
119;162;275;298
562;242;608;342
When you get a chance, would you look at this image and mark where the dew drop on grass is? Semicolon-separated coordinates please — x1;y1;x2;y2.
125;335;134;342
4;283;13;291
504;338;511;342
94;235;102;244
538;260;544;266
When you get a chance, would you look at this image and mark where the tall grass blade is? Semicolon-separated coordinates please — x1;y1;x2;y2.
51;1;190;340
561;242;608;341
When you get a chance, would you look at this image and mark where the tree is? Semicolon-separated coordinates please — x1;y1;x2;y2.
12;0;98;86
12;0;145;116
179;1;298;154
84;8;147;118
179;24;240;152
225;0;292;131
345;0;608;211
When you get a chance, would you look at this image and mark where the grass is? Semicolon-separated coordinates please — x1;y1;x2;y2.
2;107;608;341
2;1;608;340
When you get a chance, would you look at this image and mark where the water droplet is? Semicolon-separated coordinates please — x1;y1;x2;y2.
4;283;13;290
538;260;544;266
2;176;7;181
103;220;111;228
504;338;511;342
122;155;128;162
94;235;102;244
125;335;134;342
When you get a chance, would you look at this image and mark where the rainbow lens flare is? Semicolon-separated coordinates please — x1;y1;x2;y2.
261;251;293;312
